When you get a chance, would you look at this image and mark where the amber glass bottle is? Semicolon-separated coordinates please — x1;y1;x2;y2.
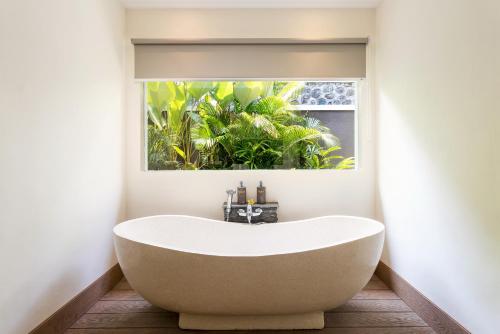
257;181;266;204
237;181;246;204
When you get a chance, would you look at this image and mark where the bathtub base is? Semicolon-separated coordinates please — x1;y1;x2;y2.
179;312;325;330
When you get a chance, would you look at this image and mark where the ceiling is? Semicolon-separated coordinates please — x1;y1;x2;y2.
121;0;382;9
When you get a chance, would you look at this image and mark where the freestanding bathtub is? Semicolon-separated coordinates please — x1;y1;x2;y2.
113;215;384;330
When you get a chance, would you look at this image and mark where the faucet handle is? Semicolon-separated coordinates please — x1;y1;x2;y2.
226;189;235;195
253;208;263;217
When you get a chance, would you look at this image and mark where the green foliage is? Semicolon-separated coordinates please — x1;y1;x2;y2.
233;81;264;110
186;82;215;100
146;81;355;170
304;145;354;169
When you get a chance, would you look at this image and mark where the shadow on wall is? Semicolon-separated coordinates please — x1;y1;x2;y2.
21;269;86;333
375;90;500;330
15;247;117;334
6;193;125;334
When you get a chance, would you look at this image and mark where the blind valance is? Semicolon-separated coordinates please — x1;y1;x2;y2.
133;38;368;80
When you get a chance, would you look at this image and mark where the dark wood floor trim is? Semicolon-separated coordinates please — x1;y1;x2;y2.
376;261;470;334
29;263;123;334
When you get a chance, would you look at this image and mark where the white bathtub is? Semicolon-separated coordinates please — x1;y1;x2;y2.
113;215;384;330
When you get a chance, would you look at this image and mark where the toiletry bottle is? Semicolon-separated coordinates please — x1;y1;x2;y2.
257;181;266;204
237;181;247;204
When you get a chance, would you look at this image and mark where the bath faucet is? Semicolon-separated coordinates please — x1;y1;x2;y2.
225;189;236;221
238;202;263;224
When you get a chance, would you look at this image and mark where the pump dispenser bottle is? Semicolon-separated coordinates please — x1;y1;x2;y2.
237;181;247;204
257;181;266;204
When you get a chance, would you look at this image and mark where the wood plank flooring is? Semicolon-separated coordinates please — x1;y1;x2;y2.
67;275;435;334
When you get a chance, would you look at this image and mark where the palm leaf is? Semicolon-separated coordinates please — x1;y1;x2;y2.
277;81;304;101
253;96;286;115
252;114;279;138
335;157;356;170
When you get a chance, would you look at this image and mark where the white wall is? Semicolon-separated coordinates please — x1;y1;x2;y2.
375;0;500;332
0;1;125;333
125;9;376;221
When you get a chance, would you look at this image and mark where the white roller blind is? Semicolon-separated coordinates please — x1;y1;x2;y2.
133;38;368;80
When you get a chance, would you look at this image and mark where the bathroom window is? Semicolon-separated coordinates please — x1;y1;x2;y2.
145;81;357;170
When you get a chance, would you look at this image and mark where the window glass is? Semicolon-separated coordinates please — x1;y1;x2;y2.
145;81;356;170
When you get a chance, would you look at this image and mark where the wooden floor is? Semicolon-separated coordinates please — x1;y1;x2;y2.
66;275;435;334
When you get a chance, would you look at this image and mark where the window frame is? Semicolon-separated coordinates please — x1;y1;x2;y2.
141;79;361;172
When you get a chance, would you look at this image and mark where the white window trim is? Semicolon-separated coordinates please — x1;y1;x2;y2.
293;105;356;111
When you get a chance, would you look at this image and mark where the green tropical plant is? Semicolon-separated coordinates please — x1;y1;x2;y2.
304;145;355;169
146;81;355;170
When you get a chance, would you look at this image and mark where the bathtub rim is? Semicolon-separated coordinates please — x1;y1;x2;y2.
113;214;385;258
